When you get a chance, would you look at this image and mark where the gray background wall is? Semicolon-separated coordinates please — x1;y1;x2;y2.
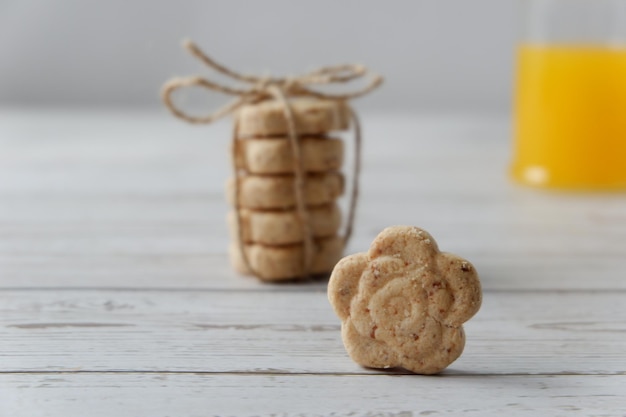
0;0;519;112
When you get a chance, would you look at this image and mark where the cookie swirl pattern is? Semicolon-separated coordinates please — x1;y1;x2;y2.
328;226;482;374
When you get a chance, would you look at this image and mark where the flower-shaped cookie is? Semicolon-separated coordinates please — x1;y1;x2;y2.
328;226;482;374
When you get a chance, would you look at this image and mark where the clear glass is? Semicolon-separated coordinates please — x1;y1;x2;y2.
511;0;626;190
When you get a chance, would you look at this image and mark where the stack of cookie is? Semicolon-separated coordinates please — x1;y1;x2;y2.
227;98;350;281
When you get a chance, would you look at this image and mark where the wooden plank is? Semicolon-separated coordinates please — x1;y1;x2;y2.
2;192;625;253
1;373;624;417
1;290;625;375
1;112;624;291
2;252;626;292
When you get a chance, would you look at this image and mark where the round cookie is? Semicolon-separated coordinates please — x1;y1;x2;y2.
230;235;344;281
236;98;350;137
234;136;344;174
228;204;341;245
328;226;482;374
227;172;344;209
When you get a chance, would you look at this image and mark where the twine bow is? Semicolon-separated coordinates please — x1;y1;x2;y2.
162;39;382;279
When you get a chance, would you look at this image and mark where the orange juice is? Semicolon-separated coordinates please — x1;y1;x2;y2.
512;45;626;189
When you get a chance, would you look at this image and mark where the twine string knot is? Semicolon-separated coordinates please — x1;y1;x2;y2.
162;39;382;279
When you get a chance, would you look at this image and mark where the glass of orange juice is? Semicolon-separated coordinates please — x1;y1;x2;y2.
511;0;626;190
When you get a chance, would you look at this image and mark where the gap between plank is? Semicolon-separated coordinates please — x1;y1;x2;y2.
0;286;624;294
1;370;624;377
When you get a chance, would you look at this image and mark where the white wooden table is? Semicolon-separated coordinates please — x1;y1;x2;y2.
1;109;625;416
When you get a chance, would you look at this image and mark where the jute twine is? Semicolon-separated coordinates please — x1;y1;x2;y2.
162;40;382;278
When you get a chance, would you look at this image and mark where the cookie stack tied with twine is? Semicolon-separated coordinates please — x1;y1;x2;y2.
162;40;382;281
228;99;348;280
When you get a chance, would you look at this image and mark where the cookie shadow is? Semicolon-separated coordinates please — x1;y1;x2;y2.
259;272;331;286
361;366;501;377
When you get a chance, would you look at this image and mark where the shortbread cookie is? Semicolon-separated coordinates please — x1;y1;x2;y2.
230;235;344;281
328;226;482;375
228;204;341;245
236;98;350;137
227;172;344;209
234;136;344;174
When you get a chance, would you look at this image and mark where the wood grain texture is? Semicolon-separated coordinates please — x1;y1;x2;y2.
1;290;625;376
1;110;626;416
1;373;625;417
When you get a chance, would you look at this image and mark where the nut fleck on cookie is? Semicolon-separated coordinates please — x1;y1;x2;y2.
328;226;482;374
